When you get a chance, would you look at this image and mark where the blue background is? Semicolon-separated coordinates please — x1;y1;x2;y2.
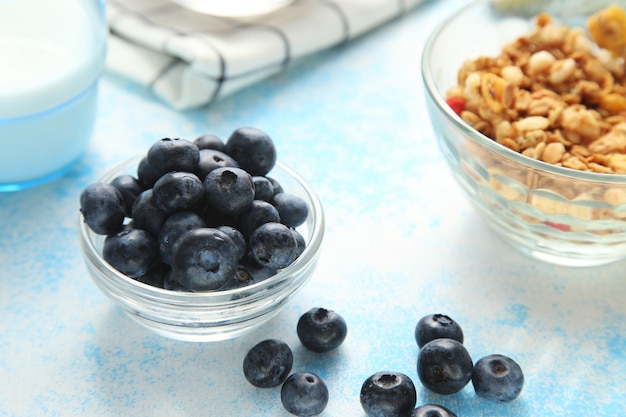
1;0;624;415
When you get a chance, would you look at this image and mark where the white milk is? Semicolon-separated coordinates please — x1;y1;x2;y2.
0;0;106;190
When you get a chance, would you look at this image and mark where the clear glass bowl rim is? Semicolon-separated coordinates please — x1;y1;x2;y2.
78;156;325;306
421;0;626;185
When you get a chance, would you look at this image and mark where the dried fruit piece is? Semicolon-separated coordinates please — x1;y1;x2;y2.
446;97;466;116
587;4;626;56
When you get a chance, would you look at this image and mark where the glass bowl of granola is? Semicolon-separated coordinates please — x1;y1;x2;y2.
422;0;626;266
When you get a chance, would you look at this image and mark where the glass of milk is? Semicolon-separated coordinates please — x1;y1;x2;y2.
0;0;106;192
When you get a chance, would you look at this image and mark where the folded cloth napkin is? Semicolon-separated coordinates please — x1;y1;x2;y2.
107;0;429;109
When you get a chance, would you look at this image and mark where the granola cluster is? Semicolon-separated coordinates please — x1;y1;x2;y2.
446;5;626;174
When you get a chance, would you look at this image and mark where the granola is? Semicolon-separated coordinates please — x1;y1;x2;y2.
447;5;626;174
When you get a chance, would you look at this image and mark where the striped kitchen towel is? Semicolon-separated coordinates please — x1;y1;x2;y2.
107;0;429;109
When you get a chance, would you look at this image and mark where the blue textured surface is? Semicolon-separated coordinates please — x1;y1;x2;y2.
0;0;625;415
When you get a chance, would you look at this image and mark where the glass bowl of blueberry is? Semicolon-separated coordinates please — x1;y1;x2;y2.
422;0;626;266
78;127;324;342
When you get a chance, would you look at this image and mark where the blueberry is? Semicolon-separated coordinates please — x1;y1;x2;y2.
415;314;464;348
170;228;239;291
243;339;293;388
134;262;170;288
146;137;200;177
110;174;143;217
216;225;246;261
219;264;256;291
281;372;329;417
252;176;274;202
292;229;306;259
194;133;225;152
163;270;190;291
225;127;276;176
409;404;457;417
204;167;255;215
103;227;159;278
200;205;239;229
131;189;168;237
297;307;347;353
158;211;207;265
417;338;473;395
79;182;126;235
136;156;160;189
267;176;284;195
360;371;417;417
152;171;204;214
249;222;299;269
237;200;281;239
195;149;239;181
240;254;278;282
471;354;524;403
271;192;308;228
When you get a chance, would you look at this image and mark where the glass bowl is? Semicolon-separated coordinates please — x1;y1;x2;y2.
78;157;324;342
422;0;626;266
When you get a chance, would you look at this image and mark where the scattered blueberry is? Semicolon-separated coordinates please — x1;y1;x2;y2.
249;222;299;269
225;127;276;176
281;372;329;417
471;354;524;403
170;227;239;291
146;137;200;177
409;404;457;417
204;167;255;215
103;227;159;278
360;371;417;417
110;174;143;217
417;338;473;395
158;211;207;265
152;171;204;214
236;305;523;416
415;314;464;348
243;339;293;388
297;307;347;353
80;182;126;235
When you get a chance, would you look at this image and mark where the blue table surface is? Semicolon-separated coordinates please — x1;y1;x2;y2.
1;0;624;415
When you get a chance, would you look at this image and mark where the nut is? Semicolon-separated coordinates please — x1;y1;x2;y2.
541;142;566;164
